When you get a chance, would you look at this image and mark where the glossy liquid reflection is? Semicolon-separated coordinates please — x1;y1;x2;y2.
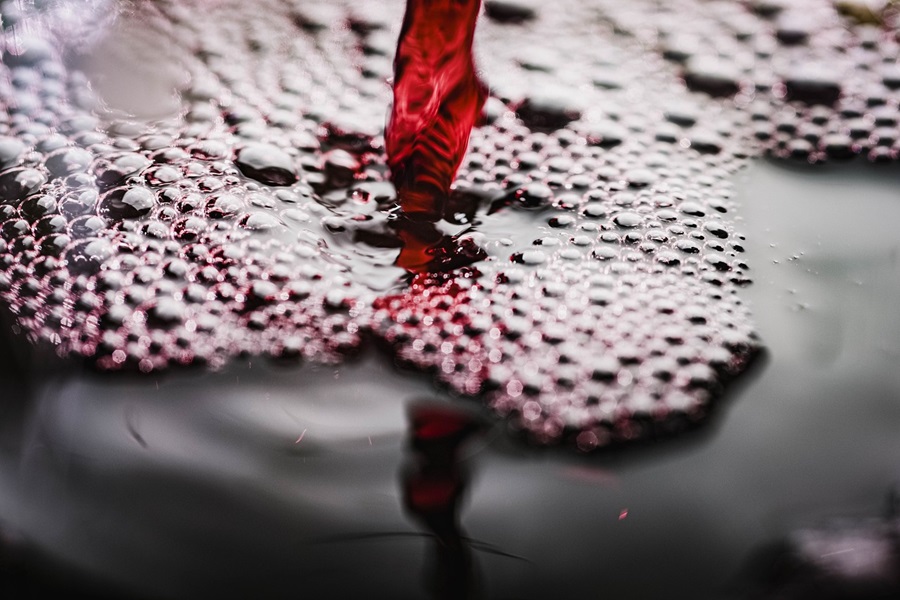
403;401;484;599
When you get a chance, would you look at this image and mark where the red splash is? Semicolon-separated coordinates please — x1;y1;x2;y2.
386;0;487;219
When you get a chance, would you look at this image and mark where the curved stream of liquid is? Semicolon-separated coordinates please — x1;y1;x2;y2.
386;0;486;221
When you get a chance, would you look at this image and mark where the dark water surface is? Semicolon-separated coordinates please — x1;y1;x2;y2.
2;160;900;599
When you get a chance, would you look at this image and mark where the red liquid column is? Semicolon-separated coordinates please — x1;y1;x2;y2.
386;0;487;220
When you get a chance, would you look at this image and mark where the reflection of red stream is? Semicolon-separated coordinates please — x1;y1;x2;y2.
386;0;487;221
392;217;487;273
404;403;478;524
402;402;484;599
393;219;446;272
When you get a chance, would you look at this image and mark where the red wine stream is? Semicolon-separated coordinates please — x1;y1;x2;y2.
386;0;487;221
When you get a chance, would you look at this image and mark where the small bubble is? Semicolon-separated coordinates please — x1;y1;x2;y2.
235;143;298;186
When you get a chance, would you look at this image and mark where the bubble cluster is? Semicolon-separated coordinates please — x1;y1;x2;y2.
0;0;894;447
596;0;900;163
0;0;386;372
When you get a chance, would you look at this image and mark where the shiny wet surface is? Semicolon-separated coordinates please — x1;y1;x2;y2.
2;160;900;599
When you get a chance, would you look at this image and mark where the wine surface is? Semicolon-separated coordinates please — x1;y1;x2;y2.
0;0;897;447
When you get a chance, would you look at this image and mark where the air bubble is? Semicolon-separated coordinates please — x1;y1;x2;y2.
235;143;298;186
